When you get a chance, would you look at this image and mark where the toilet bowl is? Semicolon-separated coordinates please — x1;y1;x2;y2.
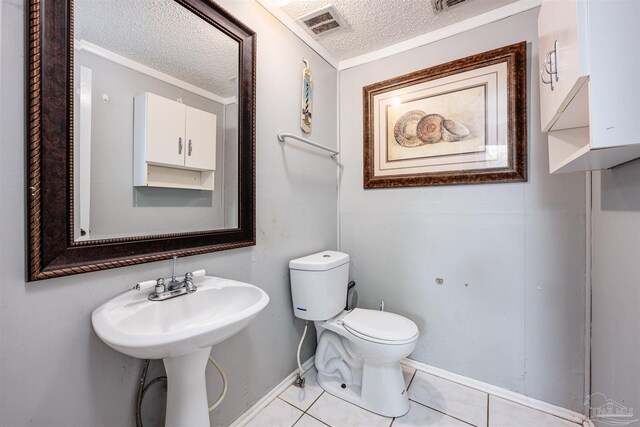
289;251;419;417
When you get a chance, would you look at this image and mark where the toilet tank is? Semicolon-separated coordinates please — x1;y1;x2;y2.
289;251;350;321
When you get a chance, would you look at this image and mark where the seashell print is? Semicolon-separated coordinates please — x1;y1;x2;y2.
394;110;427;147
416;114;444;144
441;119;471;142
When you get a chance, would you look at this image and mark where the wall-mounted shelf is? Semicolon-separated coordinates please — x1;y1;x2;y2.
143;164;214;191
538;0;640;174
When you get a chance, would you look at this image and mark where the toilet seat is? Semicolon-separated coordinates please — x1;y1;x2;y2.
342;308;418;345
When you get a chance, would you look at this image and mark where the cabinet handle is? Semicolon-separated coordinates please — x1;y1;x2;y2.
540;40;559;90
540;64;553;86
188;139;192;156
178;137;183;154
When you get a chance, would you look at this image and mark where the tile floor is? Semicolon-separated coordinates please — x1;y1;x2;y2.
243;363;584;427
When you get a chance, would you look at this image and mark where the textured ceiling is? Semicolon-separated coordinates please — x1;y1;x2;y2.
75;0;238;98
281;0;519;60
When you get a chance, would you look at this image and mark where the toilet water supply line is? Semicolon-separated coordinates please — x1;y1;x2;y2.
135;356;228;426
295;321;309;388
297;321;309;374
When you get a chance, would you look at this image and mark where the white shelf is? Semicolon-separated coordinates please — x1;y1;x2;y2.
549;127;640;174
139;164;214;191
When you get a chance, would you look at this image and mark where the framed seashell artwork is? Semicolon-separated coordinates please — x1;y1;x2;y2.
363;42;527;188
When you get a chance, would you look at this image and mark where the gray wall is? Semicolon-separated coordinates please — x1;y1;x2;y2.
591;160;640;426
0;1;337;426
76;50;228;239
338;9;587;412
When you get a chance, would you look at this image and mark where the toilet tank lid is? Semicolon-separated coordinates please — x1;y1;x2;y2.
289;251;349;271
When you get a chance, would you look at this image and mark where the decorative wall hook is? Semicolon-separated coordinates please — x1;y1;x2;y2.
301;58;313;134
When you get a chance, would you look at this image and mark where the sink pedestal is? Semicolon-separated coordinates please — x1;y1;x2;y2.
163;347;212;427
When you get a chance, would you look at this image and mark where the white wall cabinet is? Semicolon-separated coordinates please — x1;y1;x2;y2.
538;0;640;174
134;92;216;190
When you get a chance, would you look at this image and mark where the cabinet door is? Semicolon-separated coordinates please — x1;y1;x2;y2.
538;1;558;131
538;0;588;131
184;106;216;171
145;93;186;167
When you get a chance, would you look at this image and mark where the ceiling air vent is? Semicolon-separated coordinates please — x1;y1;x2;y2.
296;5;349;39
432;0;473;13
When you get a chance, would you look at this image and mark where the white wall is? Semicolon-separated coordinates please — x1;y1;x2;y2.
591;160;640;424
338;9;587;412
0;0;337;426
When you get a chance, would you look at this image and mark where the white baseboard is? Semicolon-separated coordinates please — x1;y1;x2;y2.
401;358;587;425
228;357;314;427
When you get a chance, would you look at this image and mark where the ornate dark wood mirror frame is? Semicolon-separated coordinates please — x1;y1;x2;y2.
26;0;256;281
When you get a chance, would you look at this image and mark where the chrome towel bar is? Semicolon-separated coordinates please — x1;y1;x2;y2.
277;131;339;158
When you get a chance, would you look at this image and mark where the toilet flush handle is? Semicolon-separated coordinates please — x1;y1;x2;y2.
379;300;385;311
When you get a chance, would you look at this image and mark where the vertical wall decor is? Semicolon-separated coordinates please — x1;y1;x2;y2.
301;58;313;134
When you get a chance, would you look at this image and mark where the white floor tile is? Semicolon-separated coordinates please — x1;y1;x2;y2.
294;414;328;427
308;392;392;427
401;364;417;388
488;396;579;427
409;370;488;427
279;368;324;411
394;400;473;427
245;398;303;427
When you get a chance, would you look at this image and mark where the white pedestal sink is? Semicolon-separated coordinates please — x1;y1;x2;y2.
92;274;269;427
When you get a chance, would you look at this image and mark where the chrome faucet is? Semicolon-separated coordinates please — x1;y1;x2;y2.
148;257;197;301
167;256;181;290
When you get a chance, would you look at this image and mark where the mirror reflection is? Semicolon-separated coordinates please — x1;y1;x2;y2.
73;0;239;242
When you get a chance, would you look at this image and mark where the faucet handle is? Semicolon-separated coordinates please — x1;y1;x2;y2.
184;272;196;293
155;278;166;294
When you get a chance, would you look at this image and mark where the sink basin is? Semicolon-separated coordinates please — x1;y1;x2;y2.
92;274;269;427
92;275;269;359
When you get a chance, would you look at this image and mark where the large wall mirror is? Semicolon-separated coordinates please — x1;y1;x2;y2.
27;0;256;280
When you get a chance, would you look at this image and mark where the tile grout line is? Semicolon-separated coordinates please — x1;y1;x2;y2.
304;390;325;413
304;389;394;426
290;410;304;427
407;398;477;427
304;411;332;427
277;395;305;412
302;391;335;426
487;394;490;427
389;368;417;427
275;396;305;427
405;367;478;426
406;368;417;390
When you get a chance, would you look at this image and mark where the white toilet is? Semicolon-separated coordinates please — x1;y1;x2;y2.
289;250;419;417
